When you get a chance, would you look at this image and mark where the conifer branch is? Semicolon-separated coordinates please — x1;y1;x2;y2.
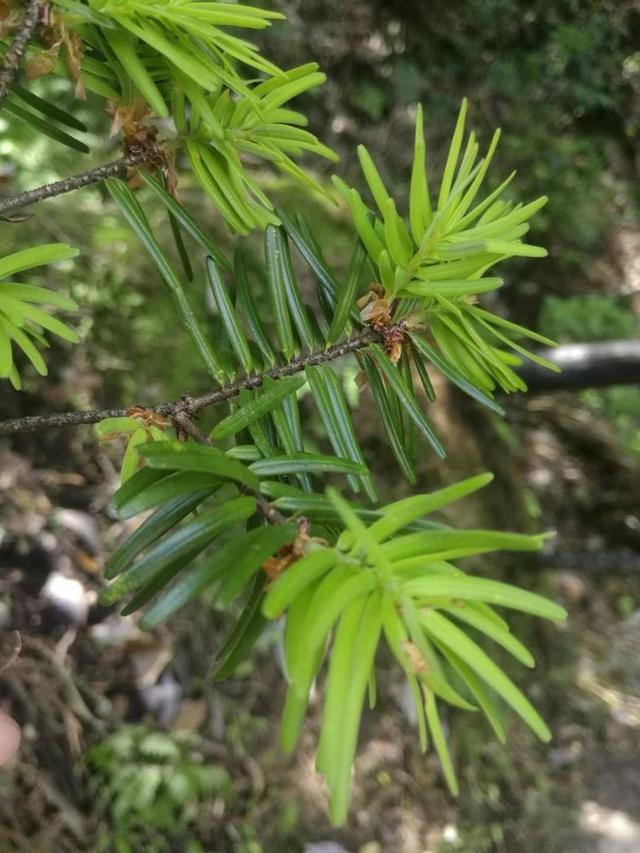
0;328;380;436
0;153;149;216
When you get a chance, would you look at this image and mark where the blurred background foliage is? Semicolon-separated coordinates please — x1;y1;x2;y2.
1;1;640;851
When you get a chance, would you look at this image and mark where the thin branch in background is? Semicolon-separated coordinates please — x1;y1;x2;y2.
0;328;379;436
0;0;44;110
516;340;640;392
0;154;148;217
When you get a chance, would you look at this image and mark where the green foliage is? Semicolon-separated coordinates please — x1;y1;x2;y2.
106;146;558;483
540;294;639;343
2;89;90;152
0;0;335;232
182;62;337;232
325;0;638;265
86;724;230;853
99;430;566;823
0;243;79;389
96;415;176;482
0;1;574;828
582;386;640;457
334;101;559;394
87;108;564;820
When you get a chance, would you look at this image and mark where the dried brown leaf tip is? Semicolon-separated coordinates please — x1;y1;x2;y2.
106;99;175;190
262;551;294;582
98;408;172;441
402;640;429;674
382;324;406;364
358;284;407;363
25;9;85;97
107;99;152;140
358;284;392;329
63;28;85;99
126;406;171;431
263;521;328;582
0;1;21;38
24;44;57;79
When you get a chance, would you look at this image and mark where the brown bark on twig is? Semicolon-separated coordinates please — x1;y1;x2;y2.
0;329;380;436
0;154;148;216
0;0;44;110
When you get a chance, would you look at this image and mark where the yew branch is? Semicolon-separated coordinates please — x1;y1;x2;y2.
0;329;380;436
